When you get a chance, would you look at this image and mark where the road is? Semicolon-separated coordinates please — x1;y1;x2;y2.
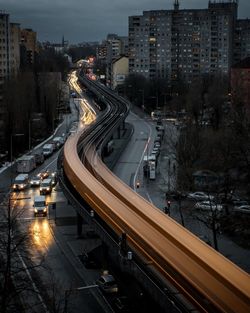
0;75;112;313
1;73;249;312
114;105;250;274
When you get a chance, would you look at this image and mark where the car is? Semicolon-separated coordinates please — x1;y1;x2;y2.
49;172;58;186
96;274;118;294
233;201;250;214
113;296;130;312
218;192;240;204
79;251;100;269
187;191;214;201
37;169;50;180
195;201;223;211
40;178;53;195
30;175;41;187
12;174;29;191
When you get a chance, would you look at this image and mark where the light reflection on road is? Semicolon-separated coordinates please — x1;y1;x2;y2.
31;218;52;250
69;71;97;129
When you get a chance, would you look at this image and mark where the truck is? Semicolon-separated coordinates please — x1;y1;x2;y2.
149;160;156;180
143;155;156;177
16;155;36;173
32;151;44;165
42;144;54;157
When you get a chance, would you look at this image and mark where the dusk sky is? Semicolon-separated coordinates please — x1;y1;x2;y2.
1;0;249;44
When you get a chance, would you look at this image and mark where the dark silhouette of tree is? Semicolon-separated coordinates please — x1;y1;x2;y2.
0;193;45;313
68;46;96;63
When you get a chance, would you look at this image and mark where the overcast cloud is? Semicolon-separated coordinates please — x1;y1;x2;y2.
0;0;249;43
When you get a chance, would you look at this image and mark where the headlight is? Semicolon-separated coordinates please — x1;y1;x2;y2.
43;208;47;212
34;209;38;213
20;184;24;188
46;188;50;191
40;188;42;191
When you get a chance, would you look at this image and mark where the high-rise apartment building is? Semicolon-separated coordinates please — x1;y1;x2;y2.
0;12;10;82
0;12;11;152
10;23;21;76
0;13;21;154
20;28;37;66
234;19;250;64
128;0;238;83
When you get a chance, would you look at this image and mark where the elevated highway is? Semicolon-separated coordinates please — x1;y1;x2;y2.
63;75;250;313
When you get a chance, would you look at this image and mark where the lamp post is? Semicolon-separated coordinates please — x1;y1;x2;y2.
29;118;40;150
10;133;24;186
139;89;145;112
142;131;150;184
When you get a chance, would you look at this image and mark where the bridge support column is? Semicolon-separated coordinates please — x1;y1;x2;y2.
77;213;83;237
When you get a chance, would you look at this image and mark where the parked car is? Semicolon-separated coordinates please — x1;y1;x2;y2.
96;274;118;294
30;175;41;187
233;201;250;214
113;296;130;312
79;251;100;269
195;201;223;211
187;191;214;201
218;192;240;204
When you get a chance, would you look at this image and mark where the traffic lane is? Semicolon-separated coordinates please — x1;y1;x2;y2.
15;192;107;313
19;219;105;313
113;113;157;186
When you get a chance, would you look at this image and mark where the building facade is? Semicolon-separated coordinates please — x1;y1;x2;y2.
0;12;10;154
128;0;238;83
10;23;21;76
0;13;21;154
111;56;129;90
97;34;128;85
231;57;250;118
234;19;250;64
20;28;37;66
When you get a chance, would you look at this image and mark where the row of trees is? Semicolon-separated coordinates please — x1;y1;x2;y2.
122;72;249;196
2;48;70;159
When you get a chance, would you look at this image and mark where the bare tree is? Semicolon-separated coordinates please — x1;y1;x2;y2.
0;193;46;313
192;204;222;251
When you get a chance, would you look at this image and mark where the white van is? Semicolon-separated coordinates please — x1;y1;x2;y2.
33;195;47;217
40;178;53;195
42;144;54;157
12;174;29;191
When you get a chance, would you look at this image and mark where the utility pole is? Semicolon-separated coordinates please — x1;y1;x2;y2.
168;158;171;192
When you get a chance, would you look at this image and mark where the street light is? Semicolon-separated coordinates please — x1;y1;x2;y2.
10;133;24;186
139;89;145;111
29;118;40;150
142;131;150;184
64;285;98;313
